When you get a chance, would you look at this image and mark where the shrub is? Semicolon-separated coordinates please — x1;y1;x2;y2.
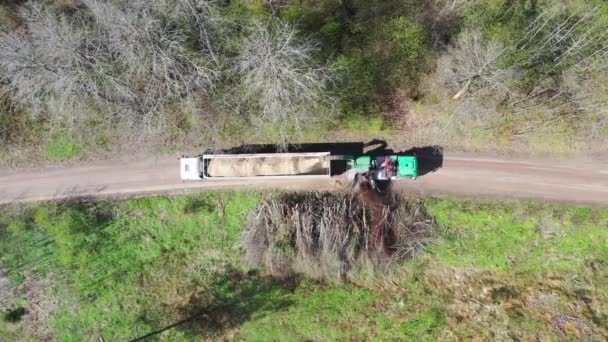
0;91;40;147
3;307;27;323
377;16;429;87
334;53;378;115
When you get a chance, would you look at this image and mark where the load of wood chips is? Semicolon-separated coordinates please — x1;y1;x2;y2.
207;157;329;177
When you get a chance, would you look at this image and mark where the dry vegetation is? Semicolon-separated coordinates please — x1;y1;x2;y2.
1;1;216;132
243;192;435;282
0;0;335;165
0;0;608;165
417;1;608;154
1;0;608;164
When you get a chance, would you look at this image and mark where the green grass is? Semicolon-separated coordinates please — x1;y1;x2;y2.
342;114;385;134
240;283;445;341
0;193;261;340
1;194;607;340
45;134;81;161
426;200;608;274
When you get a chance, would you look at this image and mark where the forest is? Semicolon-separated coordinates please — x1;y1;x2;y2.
1;0;607;165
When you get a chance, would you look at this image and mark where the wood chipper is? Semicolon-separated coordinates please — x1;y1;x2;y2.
348;155;418;180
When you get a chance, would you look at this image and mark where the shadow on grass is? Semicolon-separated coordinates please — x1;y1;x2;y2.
131;269;295;341
3;307;27;323
182;197;215;214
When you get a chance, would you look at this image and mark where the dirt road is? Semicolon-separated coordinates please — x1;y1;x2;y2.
1;153;607;206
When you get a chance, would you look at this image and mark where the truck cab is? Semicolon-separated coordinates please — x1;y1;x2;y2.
180;157;204;180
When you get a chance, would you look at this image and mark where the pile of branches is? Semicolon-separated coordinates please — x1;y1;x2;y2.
243;192;435;282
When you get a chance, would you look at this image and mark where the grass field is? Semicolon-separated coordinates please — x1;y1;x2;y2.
1;193;607;341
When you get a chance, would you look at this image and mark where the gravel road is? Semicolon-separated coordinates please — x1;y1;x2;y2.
1;153;607;206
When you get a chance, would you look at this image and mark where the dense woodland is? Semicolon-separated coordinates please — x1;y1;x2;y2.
1;0;607;164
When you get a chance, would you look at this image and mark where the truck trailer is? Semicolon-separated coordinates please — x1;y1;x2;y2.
180;152;332;180
180;152;417;181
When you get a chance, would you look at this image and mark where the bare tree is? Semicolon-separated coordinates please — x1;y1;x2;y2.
514;6;608;70
154;0;228;64
0;0;219;142
0;3;90;123
435;29;515;101
232;21;335;149
84;0;217;132
436;3;608;100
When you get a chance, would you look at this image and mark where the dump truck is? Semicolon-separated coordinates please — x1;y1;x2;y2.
180;152;417;181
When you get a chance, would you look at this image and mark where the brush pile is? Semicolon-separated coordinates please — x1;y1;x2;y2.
243;191;435;282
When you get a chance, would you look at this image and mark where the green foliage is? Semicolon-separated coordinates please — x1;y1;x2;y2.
334;53;378;114
223;0;270;25
319;17;342;49
376;16;429;85
281;0;432;118
0;95;43;148
280;2;305;23
463;0;538;43
45;134;81;161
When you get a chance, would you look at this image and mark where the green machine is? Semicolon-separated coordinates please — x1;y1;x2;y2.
349;155;418;180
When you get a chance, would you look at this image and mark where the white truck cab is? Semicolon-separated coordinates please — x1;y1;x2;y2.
180;157;203;180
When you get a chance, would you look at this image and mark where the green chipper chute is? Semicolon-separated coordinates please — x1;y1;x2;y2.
349;155;418;180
